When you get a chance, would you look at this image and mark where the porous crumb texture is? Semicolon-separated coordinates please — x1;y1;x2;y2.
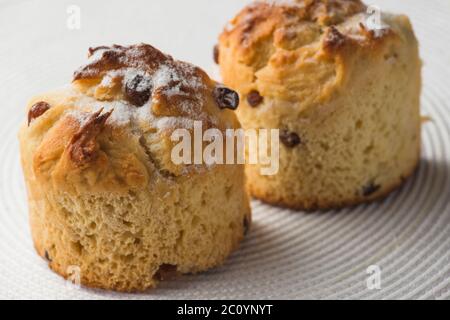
19;44;251;291
218;0;422;210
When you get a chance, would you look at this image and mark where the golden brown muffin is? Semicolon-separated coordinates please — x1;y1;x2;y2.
19;44;251;291
217;0;422;210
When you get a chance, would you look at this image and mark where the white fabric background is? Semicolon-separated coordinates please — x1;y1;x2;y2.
0;0;449;300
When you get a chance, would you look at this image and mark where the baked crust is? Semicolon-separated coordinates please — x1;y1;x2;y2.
251;153;420;211
20;44;251;291
218;0;422;210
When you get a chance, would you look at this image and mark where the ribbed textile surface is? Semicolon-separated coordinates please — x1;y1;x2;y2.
0;0;448;299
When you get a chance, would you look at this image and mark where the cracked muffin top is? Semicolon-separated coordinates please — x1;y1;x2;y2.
71;43;240;128
218;0;416;106
21;44;242;193
220;0;367;63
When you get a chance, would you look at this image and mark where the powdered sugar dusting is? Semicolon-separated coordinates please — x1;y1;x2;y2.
71;44;219;138
154;116;195;130
70;98;140;126
152;65;178;88
69;94;209;134
100;62;207;123
123;69;152;92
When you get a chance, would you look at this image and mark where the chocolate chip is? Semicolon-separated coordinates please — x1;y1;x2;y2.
213;45;220;64
362;181;381;197
213;86;239;110
124;74;152;107
44;250;52;262
28;101;51;126
247;90;263;107
280;129;301;148
154;264;178;281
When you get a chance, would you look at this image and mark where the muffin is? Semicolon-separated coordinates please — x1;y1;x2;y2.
19;44;251;291
217;0;421;210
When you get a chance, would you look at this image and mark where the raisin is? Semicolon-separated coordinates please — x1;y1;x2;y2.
247;90;264;107
44;250;52;262
280;129;301;148
154;264;178;281
213;86;239;110
213;45;219;64
362;182;381;197
243;216;250;236
28;101;51;126
124;74;152;107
